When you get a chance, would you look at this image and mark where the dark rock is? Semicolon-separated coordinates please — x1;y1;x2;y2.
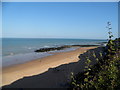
35;45;99;53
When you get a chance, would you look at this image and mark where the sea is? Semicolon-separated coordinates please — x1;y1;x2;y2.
2;38;107;67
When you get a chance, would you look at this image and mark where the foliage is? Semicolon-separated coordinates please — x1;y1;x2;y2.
70;22;120;89
106;22;114;40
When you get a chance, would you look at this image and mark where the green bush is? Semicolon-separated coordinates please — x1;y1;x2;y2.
70;38;120;89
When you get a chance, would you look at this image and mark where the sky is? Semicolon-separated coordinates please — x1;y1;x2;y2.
2;2;118;39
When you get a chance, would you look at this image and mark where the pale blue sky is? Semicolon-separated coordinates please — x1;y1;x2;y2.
2;2;118;39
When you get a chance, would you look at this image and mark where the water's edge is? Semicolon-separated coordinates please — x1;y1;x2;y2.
2;46;80;67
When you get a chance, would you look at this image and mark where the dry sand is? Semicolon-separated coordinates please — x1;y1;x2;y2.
2;47;97;86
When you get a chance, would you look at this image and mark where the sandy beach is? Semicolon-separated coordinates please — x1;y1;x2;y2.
2;47;97;87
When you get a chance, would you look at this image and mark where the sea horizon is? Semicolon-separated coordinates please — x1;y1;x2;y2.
2;37;107;40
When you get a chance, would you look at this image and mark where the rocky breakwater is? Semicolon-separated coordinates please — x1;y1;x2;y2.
34;45;99;53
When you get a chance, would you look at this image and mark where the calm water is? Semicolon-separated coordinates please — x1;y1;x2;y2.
2;38;106;56
2;38;107;67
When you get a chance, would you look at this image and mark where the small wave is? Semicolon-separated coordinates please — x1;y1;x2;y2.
9;53;14;56
44;45;50;48
28;47;31;49
24;46;35;50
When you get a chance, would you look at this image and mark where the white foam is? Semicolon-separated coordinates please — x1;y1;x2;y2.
44;45;50;48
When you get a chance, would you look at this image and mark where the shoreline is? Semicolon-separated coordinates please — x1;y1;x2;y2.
2;46;97;86
2;47;79;68
3;45;99;68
